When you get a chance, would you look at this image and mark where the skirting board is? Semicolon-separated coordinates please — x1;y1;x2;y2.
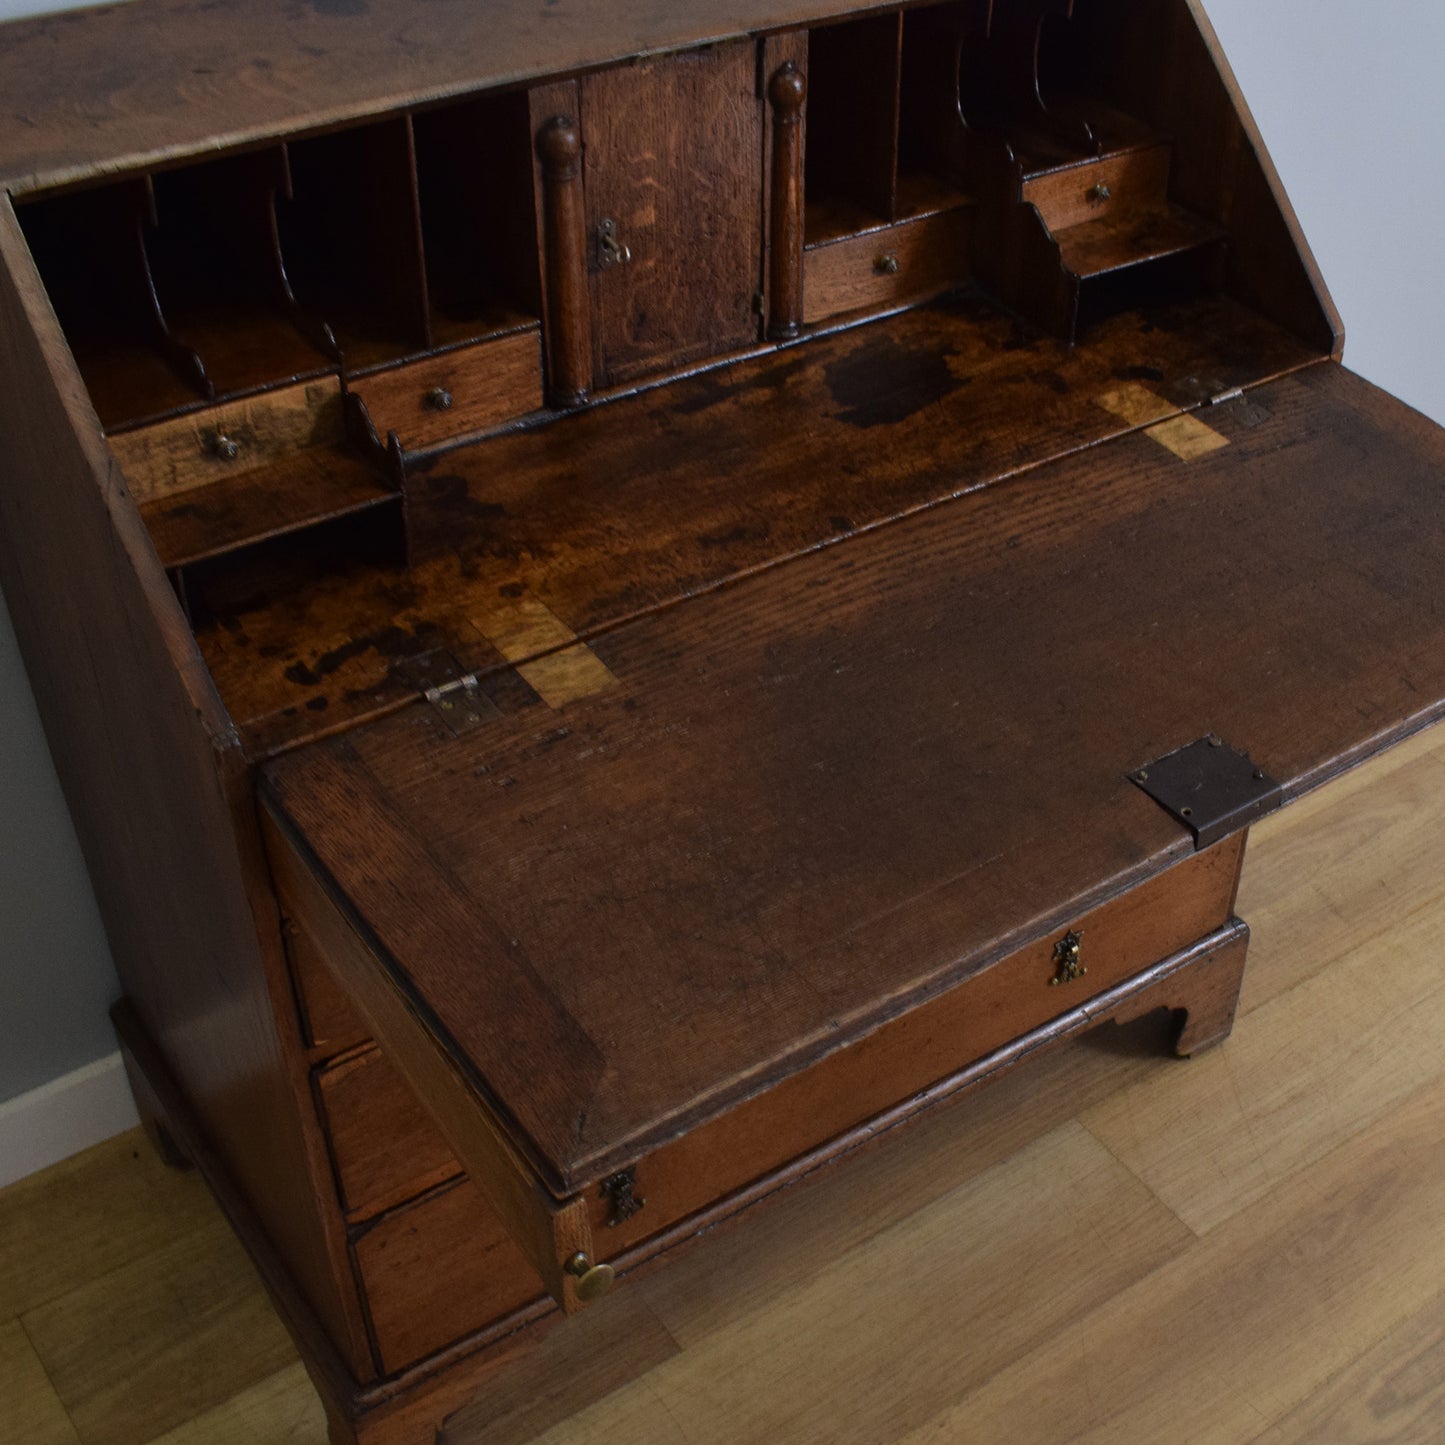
0;1051;139;1188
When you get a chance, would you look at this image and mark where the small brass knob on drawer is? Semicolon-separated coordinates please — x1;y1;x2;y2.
208;432;242;462
564;1251;615;1303
1087;182;1112;204
1049;929;1087;987
876;251;901;276
424;386;454;412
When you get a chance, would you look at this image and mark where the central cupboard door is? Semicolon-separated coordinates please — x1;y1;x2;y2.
582;41;764;387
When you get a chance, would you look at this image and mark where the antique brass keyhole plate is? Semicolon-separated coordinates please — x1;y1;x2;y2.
1049;929;1086;987
597;218;633;267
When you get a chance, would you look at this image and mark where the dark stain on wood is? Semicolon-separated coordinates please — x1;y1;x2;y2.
824;333;967;428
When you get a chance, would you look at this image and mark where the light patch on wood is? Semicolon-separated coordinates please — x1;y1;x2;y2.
518;643;620;709
1095;381;1229;461
473;597;620;709
1147;412;1230;461
109;377;344;502
1095;381;1179;428
472;595;580;660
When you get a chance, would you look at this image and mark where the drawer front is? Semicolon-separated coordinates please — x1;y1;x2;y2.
348;328;543;451
109;376;344;501
597;834;1243;1251
286;918;369;1058
316;1045;460;1222
353;1177;542;1374
803;208;973;325
320;837;1242;1342
1021;143;1172;235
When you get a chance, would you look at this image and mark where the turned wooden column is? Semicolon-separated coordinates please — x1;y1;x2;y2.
536;115;592;408
767;62;807;341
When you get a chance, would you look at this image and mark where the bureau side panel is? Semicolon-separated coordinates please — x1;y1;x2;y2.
0;198;375;1383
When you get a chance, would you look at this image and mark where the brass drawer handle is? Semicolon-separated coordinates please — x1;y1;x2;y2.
1049;929;1087;987
207;431;242;462
424;386;454;412
564;1251;616;1303
875;251;901;276
1087;182;1112;204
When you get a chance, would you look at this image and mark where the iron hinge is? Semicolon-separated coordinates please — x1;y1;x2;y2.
1129;734;1283;849
424;674;498;736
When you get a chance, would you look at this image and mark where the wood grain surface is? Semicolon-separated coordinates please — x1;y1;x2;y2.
581;42;763;386
202;291;1319;755
263;360;1445;1199
0;0;940;194
8;720;1445;1442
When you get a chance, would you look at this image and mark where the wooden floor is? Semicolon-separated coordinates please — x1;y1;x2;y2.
7;724;1445;1444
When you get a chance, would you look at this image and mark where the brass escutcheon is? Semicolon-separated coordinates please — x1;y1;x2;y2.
564;1251;616;1303
1049;929;1087;987
597;218;632;268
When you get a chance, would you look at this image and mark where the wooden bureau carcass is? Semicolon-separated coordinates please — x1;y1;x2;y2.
2;0;1444;1439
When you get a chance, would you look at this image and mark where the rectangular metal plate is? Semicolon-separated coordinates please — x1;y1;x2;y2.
1129;735;1283;849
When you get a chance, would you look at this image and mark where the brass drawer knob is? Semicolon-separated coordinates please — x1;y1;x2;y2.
424;386;454;412
208;432;242;462
876;251;901;276
564;1251;615;1303
1049;929;1087;987
1087;182;1112;204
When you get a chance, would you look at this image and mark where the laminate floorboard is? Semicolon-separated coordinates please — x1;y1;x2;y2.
4;724;1444;1444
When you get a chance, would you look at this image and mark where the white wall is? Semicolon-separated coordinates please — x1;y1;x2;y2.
1;0;1443;1110
1206;0;1445;425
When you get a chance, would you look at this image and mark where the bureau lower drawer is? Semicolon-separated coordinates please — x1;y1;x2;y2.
352;1175;540;1374
803;207;974;325
315;1044;460;1221
592;833;1244;1252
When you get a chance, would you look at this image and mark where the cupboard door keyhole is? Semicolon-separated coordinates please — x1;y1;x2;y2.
597;219;632;268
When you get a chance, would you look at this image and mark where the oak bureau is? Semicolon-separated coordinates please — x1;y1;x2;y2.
2;0;1444;1439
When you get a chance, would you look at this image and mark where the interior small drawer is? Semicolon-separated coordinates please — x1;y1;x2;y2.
347;327;543;451
803;207;973;325
315;1043;461;1222
109;376;346;497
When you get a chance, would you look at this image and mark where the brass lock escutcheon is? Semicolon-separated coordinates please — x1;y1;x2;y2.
597;218;632;268
564;1251;616;1303
1049;929;1086;987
